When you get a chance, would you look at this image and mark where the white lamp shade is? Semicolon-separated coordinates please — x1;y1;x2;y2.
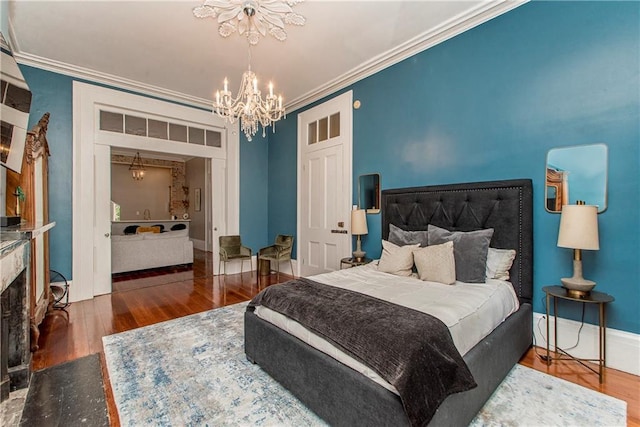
557;204;599;250
351;209;368;235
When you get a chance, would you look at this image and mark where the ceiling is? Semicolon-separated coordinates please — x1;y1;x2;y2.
6;1;523;113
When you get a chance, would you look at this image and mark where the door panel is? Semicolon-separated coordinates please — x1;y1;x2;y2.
298;91;352;276
94;144;112;295
212;157;226;273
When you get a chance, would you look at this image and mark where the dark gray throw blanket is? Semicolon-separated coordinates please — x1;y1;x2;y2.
247;278;477;427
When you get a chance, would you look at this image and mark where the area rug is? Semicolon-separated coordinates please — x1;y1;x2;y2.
103;302;626;426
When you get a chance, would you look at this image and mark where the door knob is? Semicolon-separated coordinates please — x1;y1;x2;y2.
104;233;110;237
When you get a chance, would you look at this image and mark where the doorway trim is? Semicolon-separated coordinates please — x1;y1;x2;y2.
71;82;239;302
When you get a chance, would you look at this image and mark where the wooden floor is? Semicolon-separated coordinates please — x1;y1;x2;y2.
32;250;639;426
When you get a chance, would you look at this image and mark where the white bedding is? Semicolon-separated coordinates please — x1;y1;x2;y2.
254;261;520;393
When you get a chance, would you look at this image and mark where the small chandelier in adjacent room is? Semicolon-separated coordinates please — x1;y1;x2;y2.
129;151;145;181
193;0;306;141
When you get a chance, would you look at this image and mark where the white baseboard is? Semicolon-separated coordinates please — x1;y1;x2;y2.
533;312;640;376
217;255;256;276
191;238;206;251
219;257;298;277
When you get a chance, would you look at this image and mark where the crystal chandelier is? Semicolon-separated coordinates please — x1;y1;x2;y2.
194;0;306;141
214;49;285;141
129;151;145;181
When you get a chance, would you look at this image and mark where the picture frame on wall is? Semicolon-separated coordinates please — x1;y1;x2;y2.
194;188;201;212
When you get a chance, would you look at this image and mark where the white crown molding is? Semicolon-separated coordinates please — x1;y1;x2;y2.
286;0;528;113
13;51;213;111
10;0;527;115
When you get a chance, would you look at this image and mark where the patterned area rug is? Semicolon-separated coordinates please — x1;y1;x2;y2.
103;302;626;426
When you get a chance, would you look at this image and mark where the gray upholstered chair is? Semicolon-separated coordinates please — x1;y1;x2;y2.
258;235;294;282
219;235;252;276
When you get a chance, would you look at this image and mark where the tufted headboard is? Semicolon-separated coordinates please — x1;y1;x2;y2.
381;179;533;304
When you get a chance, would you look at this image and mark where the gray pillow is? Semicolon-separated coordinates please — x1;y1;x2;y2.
427;224;494;283
388;224;429;247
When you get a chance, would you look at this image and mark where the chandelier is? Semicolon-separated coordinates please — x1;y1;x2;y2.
129;151;145;181
194;0;306;141
214;50;284;141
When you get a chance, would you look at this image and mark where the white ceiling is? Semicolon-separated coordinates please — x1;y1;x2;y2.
7;1;523;113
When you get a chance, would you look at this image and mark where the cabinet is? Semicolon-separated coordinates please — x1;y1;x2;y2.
4;113;53;350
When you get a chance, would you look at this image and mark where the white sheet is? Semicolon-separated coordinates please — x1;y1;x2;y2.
254;261;520;393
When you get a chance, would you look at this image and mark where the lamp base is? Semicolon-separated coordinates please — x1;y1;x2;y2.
352;250;366;262
561;277;596;298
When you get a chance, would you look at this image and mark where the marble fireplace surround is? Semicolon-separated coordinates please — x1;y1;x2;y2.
0;240;31;403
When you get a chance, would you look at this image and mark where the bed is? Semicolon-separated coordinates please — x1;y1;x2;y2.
245;179;533;426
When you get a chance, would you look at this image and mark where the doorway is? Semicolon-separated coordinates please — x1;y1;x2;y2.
297;91;353;276
72;82;239;302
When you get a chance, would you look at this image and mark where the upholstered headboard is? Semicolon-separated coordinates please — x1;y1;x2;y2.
381;179;533;304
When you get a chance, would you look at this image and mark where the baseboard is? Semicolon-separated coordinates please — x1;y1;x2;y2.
63;280;81;303
191;239;206;251
533;312;640;376
219;257;298;277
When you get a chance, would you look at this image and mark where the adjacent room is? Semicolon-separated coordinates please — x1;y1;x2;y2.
1;1;638;426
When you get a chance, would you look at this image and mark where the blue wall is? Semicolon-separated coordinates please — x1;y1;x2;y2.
18;67;271;281
239;132;270;252
267;1;640;333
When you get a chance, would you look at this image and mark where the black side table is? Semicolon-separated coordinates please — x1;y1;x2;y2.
543;285;614;383
340;257;372;269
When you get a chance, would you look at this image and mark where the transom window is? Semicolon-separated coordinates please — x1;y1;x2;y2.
99;110;222;148
307;112;340;145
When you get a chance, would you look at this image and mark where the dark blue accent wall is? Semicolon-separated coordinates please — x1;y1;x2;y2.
267;1;640;333
266;116;299;254
239;132;269;252
19;69;75;281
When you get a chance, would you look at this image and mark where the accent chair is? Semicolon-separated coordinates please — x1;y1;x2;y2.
219;235;252;276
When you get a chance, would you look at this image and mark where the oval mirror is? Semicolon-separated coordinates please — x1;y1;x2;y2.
545;143;607;213
358;173;380;214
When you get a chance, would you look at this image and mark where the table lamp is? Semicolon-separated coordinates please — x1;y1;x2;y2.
557;202;599;298
351;209;368;261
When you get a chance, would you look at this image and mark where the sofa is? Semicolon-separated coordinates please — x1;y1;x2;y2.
111;229;194;274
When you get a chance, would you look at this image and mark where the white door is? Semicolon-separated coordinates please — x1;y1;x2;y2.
205;159;214;252
212;157;226;273
94;143;112;295
298;91;353;276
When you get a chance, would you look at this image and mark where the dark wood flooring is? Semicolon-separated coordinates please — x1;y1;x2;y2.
31;250;639;426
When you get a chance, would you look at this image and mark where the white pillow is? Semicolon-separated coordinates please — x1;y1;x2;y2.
377;240;419;277
486;248;516;281
413;241;456;285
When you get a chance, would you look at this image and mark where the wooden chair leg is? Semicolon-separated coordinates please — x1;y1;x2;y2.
289;260;294;278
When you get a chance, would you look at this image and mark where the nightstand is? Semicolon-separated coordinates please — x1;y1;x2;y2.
543;285;614;383
340;257;372;269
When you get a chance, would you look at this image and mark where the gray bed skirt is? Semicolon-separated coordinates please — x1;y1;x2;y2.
245;303;533;426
